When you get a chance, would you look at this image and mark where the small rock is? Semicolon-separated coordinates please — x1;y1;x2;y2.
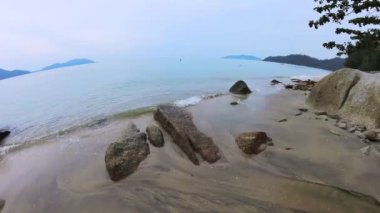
230;101;239;106
105;123;150;181
284;84;293;89
354;130;363;138
146;125;165;147
277;118;287;123
295;112;303;116
348;127;357;133
325;118;329;121
363;130;380;142
360;146;372;155
229;80;252;95
315;111;327;116
298;108;308;112
356;125;367;132
337;121;348;130
285;147;293;151
0;199;5;211
0;129;10;143
329;129;340;136
235;132;269;154
327;114;340;120
270;79;281;85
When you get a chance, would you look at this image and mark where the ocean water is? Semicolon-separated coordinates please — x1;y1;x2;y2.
0;57;329;148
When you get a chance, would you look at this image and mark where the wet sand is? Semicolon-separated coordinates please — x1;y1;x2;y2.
0;90;380;212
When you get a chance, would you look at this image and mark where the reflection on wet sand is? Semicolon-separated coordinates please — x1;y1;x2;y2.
0;91;379;212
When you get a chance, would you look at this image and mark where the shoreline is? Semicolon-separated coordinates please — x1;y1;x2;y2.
0;88;379;212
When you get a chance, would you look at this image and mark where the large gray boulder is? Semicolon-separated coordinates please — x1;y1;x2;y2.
307;68;380;129
105;123;150;181
154;105;221;165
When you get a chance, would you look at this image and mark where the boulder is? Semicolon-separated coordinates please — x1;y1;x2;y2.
0;199;4;211
363;130;380;142
154;105;220;165
229;80;252;95
105;123;150;181
146;125;165;147
235;132;269;154
0;130;10;143
307;68;380;129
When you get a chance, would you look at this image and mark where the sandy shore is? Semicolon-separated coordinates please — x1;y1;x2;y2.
0;90;380;212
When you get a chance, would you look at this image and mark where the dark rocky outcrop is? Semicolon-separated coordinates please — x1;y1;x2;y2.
146;125;165;147
0;199;5;211
307;68;380;129
229;80;252;95
154;105;221;165
235;132;269;154
105;123;150;181
0;130;10;144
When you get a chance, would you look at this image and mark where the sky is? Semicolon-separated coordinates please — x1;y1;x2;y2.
0;0;349;70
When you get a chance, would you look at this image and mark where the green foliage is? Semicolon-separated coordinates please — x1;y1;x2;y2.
309;0;380;71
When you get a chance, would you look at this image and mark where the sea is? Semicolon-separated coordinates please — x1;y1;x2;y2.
0;57;329;153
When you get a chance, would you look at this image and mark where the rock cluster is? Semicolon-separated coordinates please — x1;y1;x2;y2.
284;79;317;91
154;105;221;165
105;123;150;181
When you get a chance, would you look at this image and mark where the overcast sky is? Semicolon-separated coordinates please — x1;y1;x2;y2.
0;0;348;70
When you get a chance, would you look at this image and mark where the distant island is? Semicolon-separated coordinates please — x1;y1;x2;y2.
39;58;95;71
223;55;262;61
0;69;30;80
264;54;345;71
0;58;95;80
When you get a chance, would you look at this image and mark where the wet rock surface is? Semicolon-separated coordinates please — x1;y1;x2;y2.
235;132;269;154
146;124;165;147
105;123;150;181
154;105;221;165
229;80;252;95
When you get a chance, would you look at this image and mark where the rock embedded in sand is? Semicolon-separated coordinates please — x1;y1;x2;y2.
0;199;5;211
105;123;150;181
154;105;221;165
146;124;165;147
235;132;269;154
0;129;10;143
229;80;252;95
230;101;239;106
298;108;308;112
277;118;287;123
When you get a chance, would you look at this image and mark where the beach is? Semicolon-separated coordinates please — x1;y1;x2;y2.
0;89;379;212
